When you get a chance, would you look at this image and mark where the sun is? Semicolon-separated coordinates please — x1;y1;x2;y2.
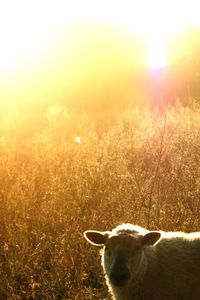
0;0;198;73
106;0;196;68
0;0;197;74
0;0;199;105
134;24;191;68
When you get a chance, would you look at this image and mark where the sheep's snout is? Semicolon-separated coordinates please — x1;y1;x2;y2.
110;270;130;287
110;266;130;287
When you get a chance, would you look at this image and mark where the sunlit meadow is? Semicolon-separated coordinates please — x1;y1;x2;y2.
1;103;200;299
1;1;200;299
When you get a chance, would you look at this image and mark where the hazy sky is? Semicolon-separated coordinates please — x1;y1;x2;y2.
0;0;199;105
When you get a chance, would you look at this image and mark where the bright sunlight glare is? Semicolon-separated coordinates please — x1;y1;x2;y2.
0;0;199;104
0;0;199;72
109;0;198;67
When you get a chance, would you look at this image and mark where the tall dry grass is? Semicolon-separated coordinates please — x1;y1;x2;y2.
1;103;200;299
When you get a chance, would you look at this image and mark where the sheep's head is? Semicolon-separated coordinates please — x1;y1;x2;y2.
84;227;161;287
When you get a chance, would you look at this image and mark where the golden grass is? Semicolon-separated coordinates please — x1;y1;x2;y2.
1;103;200;299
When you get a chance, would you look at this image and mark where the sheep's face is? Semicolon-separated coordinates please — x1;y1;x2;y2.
103;234;143;287
84;226;161;288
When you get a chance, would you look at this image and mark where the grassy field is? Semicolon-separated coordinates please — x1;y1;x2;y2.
1;103;200;299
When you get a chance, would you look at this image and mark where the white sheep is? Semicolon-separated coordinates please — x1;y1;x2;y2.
84;223;200;300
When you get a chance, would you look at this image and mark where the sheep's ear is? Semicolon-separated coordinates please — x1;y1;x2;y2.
84;230;109;246
142;231;161;246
